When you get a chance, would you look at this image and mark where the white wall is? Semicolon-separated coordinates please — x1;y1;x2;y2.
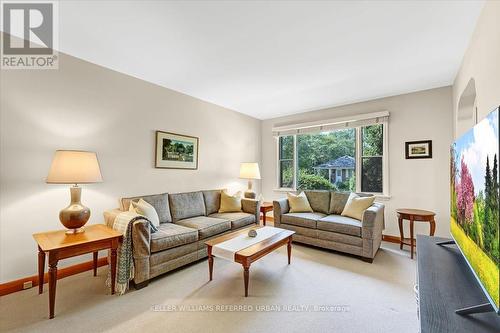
261;87;453;239
453;0;500;137
0;52;261;282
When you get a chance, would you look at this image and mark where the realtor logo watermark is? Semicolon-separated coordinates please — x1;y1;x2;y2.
1;0;58;69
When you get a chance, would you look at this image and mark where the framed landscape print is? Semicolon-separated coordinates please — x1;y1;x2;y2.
405;140;432;159
155;131;199;169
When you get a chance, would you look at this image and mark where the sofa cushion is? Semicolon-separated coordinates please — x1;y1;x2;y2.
219;191;242;213
329;192;350;215
209;212;255;229
317;215;362;237
169;191;206;222
280;223;318;238
121;193;171;223
281;212;326;229
203;190;222;215
131;199;160;228
304;191;331;214
175;216;231;239
341;193;375;220
150;223;199;253
287;192;313;213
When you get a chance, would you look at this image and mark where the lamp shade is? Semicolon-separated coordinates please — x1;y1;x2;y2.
46;150;103;184
239;162;261;180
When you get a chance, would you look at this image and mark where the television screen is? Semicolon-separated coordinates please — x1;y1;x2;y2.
451;106;499;313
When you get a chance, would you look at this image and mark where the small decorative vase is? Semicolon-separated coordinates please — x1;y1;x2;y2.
248;229;257;238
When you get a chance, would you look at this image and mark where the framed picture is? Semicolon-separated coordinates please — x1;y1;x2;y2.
155;131;199;169
405;140;432;159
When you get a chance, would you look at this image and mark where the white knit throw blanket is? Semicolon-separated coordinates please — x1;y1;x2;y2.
107;211;157;295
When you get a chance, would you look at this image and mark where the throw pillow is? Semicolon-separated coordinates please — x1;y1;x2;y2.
329;192;351;215
219;191;242;213
132;199;160;228
341;193;375;221
287;192;313;213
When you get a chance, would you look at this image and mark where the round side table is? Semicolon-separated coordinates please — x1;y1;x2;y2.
396;209;436;259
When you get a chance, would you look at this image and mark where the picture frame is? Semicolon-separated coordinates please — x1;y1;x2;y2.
405;140;432;159
155;131;199;169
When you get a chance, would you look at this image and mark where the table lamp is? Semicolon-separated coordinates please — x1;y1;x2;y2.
46;150;103;234
239;162;261;199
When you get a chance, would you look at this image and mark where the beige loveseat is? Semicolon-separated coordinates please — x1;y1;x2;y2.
273;191;384;263
104;190;260;288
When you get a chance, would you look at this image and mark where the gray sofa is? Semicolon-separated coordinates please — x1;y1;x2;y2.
273;191;384;263
104;189;260;288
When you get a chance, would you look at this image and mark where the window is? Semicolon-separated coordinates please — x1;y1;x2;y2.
361;124;383;192
277;123;387;195
278;136;294;188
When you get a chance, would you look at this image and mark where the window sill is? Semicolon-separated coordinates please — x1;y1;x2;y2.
273;188;296;193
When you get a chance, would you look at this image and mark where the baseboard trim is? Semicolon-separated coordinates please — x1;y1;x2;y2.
0;257;108;297
382;234;400;244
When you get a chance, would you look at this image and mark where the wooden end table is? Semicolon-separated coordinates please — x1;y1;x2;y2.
396;208;436;259
205;226;295;297
260;202;273;226
33;224;122;319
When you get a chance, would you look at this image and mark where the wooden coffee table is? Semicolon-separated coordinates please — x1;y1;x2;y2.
205;226;295;297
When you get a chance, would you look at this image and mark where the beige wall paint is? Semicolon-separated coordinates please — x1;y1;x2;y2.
453;1;500;137
261;87;453;239
0;53;261;282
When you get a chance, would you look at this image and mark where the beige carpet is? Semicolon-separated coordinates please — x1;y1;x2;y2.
0;242;418;333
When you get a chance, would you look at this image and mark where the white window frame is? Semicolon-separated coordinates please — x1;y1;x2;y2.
276;135;297;191
275;123;390;198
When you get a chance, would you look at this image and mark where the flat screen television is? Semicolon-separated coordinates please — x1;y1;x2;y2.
450;106;499;314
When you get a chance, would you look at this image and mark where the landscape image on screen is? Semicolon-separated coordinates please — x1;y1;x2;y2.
450;108;499;310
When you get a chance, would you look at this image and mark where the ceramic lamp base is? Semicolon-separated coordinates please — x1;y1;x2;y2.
244;190;256;199
59;185;91;233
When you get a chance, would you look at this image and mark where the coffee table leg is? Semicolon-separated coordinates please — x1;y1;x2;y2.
93;251;98;276
208;246;213;281
38;246;45;294
243;264;250;297
48;253;58;319
287;237;292;265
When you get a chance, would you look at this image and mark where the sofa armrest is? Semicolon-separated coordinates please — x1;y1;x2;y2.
103;209;122;228
273;199;289;227
361;203;385;239
132;220;151;257
131;219;151;283
242;198;260;224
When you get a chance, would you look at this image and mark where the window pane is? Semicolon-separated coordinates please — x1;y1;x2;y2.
279;136;294;160
362;157;382;193
280;160;294;188
296;129;356;191
362;124;383;156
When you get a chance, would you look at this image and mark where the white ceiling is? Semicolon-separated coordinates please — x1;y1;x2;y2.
57;1;484;119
